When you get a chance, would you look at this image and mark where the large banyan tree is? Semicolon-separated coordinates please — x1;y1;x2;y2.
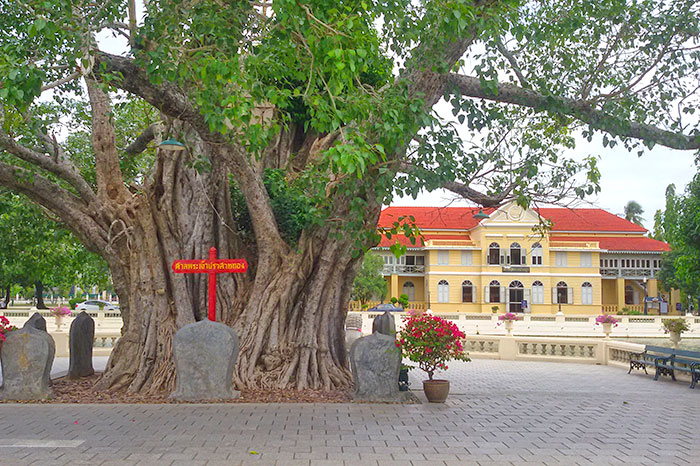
0;0;699;393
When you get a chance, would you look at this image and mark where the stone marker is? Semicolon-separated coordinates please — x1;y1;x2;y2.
372;311;396;336
69;311;95;378
23;312;47;332
0;326;55;400
350;332;410;402
170;320;239;401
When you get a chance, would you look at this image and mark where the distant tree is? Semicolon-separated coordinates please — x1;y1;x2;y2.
656;180;700;306
624;201;644;226
351;254;387;306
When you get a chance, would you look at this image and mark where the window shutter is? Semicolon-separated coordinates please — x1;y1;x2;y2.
500;253;505;265
552;287;558;304
567;287;573;304
506;254;511;265
472;285;477;303
484;286;490;303
505;287;510;306
522;248;527;265
523;289;531;310
500;286;506;303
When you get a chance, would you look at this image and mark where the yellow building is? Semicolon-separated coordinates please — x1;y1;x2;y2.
370;202;678;315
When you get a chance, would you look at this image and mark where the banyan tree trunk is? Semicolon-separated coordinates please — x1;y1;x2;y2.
96;136;376;393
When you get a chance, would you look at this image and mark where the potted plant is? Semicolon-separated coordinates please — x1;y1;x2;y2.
662;318;690;348
49;305;71;331
498;312;519;336
595;314;619;339
396;314;470;403
0;315;17;347
491;305;499;314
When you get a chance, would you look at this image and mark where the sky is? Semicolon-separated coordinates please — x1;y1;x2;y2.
393;130;697;233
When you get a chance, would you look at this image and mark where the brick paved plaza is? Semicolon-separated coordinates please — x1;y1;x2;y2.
0;359;698;465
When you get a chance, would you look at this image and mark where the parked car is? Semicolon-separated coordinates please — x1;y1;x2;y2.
74;300;120;312
366;303;403;312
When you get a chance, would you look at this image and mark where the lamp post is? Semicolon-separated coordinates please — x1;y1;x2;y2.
642;277;648;315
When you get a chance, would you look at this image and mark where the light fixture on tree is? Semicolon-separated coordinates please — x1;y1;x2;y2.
158;138;186;151
473;208;489;220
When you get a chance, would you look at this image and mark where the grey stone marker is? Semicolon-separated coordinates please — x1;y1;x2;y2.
372;311;396;336
170;320;240;401
350;332;410;402
23;312;47;332
0;326;55;400
69;311;95;378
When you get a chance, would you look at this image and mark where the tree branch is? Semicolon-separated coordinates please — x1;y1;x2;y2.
125;122;164;155
494;37;529;88
86;78;130;203
0;128;96;203
446;73;700;150
0;160;108;252
94;52;223;144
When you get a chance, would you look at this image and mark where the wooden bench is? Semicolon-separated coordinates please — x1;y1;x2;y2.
629;345;700;389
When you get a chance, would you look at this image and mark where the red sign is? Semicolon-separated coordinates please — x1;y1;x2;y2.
172;247;248;321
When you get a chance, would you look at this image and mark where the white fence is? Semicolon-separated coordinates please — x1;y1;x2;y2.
1;309;121;357
350;311;700;339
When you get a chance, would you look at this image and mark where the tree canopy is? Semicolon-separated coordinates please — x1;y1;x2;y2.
0;0;699;393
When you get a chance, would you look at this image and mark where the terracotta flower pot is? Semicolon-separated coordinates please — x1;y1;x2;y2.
423;379;450;403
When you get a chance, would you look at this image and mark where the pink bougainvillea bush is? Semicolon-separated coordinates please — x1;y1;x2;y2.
497;312;520;325
595;314;619;326
0;315;17;344
396;314;470;380
49;306;72;318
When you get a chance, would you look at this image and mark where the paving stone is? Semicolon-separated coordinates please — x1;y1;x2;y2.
0;359;699;464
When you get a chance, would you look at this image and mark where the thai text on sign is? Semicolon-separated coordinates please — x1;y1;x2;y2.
172;247;248;321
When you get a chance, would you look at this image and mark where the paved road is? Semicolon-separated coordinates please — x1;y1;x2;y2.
0;359;698;465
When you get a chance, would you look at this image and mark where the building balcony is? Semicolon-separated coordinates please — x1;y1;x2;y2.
600;267;656;279
382;264;426;275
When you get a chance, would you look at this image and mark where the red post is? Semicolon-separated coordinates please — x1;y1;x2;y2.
208;247;217;321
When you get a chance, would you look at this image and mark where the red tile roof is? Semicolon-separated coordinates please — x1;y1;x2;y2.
378;206;647;233
379;206;490;230
549;236;670;252
537;208;647;233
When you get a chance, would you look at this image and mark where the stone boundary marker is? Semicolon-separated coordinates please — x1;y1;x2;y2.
170;320;240;401
0;326;55;400
69;311;94;379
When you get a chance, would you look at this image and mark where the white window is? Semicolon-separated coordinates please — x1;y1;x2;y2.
580;252;592;267
531;243;543;265
437;250;449;265
461;250;473;266
555;252;567;267
402;281;415;301
581;282;593;305
437;280;450;303
532;281;544;304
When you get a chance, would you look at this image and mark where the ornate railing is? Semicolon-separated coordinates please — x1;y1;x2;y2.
381;264;426;275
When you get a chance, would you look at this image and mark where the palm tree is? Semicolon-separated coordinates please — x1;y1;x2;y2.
624;201;645;226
